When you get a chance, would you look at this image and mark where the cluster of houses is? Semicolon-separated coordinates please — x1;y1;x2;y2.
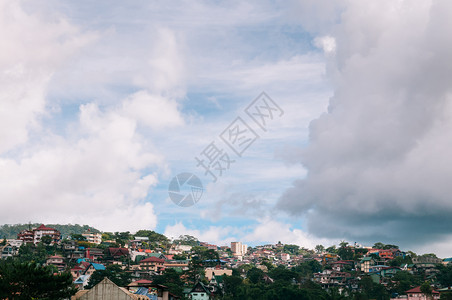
1;224;452;299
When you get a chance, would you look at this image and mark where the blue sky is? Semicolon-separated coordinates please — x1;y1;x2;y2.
2;0;452;257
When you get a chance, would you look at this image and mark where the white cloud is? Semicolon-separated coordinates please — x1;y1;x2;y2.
164;222;237;246
279;0;452;250
314;36;336;55
122;91;184;130
243;218;334;249
0;1;95;154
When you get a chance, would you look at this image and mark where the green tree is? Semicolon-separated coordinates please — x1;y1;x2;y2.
0;259;76;299
71;234;86;241
383;244;399;249
283;244;300;255
373;242;385;249
17;243;47;264
360;275;390;300
86;264;132;288
436;264;452;287
223;275;243;298
246;267;265;284
293;260;322;279
315;245;325;254
388;270;420;295
268;265;299;283
152;268;185;297
420;282;433;299
173;234;199;246
326;245;337;254
338;243;354;260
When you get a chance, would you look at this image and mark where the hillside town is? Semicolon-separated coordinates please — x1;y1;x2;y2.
1;224;452;300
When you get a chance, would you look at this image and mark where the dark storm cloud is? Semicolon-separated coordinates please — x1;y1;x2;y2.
278;0;452;248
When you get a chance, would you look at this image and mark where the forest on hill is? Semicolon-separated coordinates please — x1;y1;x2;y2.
0;223;99;239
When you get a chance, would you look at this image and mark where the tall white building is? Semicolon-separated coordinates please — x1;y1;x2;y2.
82;230;102;244
231;242;248;256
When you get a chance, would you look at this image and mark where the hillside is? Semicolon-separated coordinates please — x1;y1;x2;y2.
0;223;100;239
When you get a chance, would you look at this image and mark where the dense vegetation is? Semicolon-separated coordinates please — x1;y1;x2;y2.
0;258;76;299
0;223;99;239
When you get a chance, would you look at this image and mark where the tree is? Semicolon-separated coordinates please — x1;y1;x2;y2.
152;268;185;297
261;259;274;271
338;242;354;260
283;244;300;255
223;275;243;298
71;234;86;241
41;235;53;245
326;245;337;254
437;264;452;287
315;245;325;254
246;267;265;284
268;265;299;283
388;270;420;295
373;242;385;249
293;260;323;279
173;234;199;246
86;264;132;288
17;243;47;264
420;282;433;300
0;259;77;299
383;244;399;249
173;254;187;260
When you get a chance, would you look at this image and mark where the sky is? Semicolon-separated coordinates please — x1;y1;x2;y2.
1;0;451;257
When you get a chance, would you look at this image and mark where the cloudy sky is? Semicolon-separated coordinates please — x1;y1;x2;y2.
1;0;451;257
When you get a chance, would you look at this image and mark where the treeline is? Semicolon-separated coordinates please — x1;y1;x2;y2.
0;223;99;239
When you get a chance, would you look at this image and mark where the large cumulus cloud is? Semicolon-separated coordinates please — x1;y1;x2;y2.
278;0;452;249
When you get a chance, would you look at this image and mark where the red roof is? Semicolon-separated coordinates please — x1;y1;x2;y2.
107;247;129;256
140;257;164;263
35;224;57;231
71;266;84;270
406;286;439;294
134;279;153;284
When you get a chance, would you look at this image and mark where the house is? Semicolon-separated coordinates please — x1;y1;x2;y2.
71;266;85;279
83;262;106;276
0;244;16;259
405;286;440;300
85;248;104;261
74;275;91;289
380;266;400;278
331;260;354;272
105;247;130;262
46;255;66;271
208;275;224;294
359;257;375;273
127;283;181;300
17;224;61;245
205;267;232;280
81;229;102;244
72;277;150;300
164;260;189;271
189;282;210;300
139;257;165;272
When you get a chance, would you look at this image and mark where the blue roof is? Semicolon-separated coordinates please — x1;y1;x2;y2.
443;258;452;262
76;258;86;264
91;263;106;270
134;287;158;300
74;275;90;284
